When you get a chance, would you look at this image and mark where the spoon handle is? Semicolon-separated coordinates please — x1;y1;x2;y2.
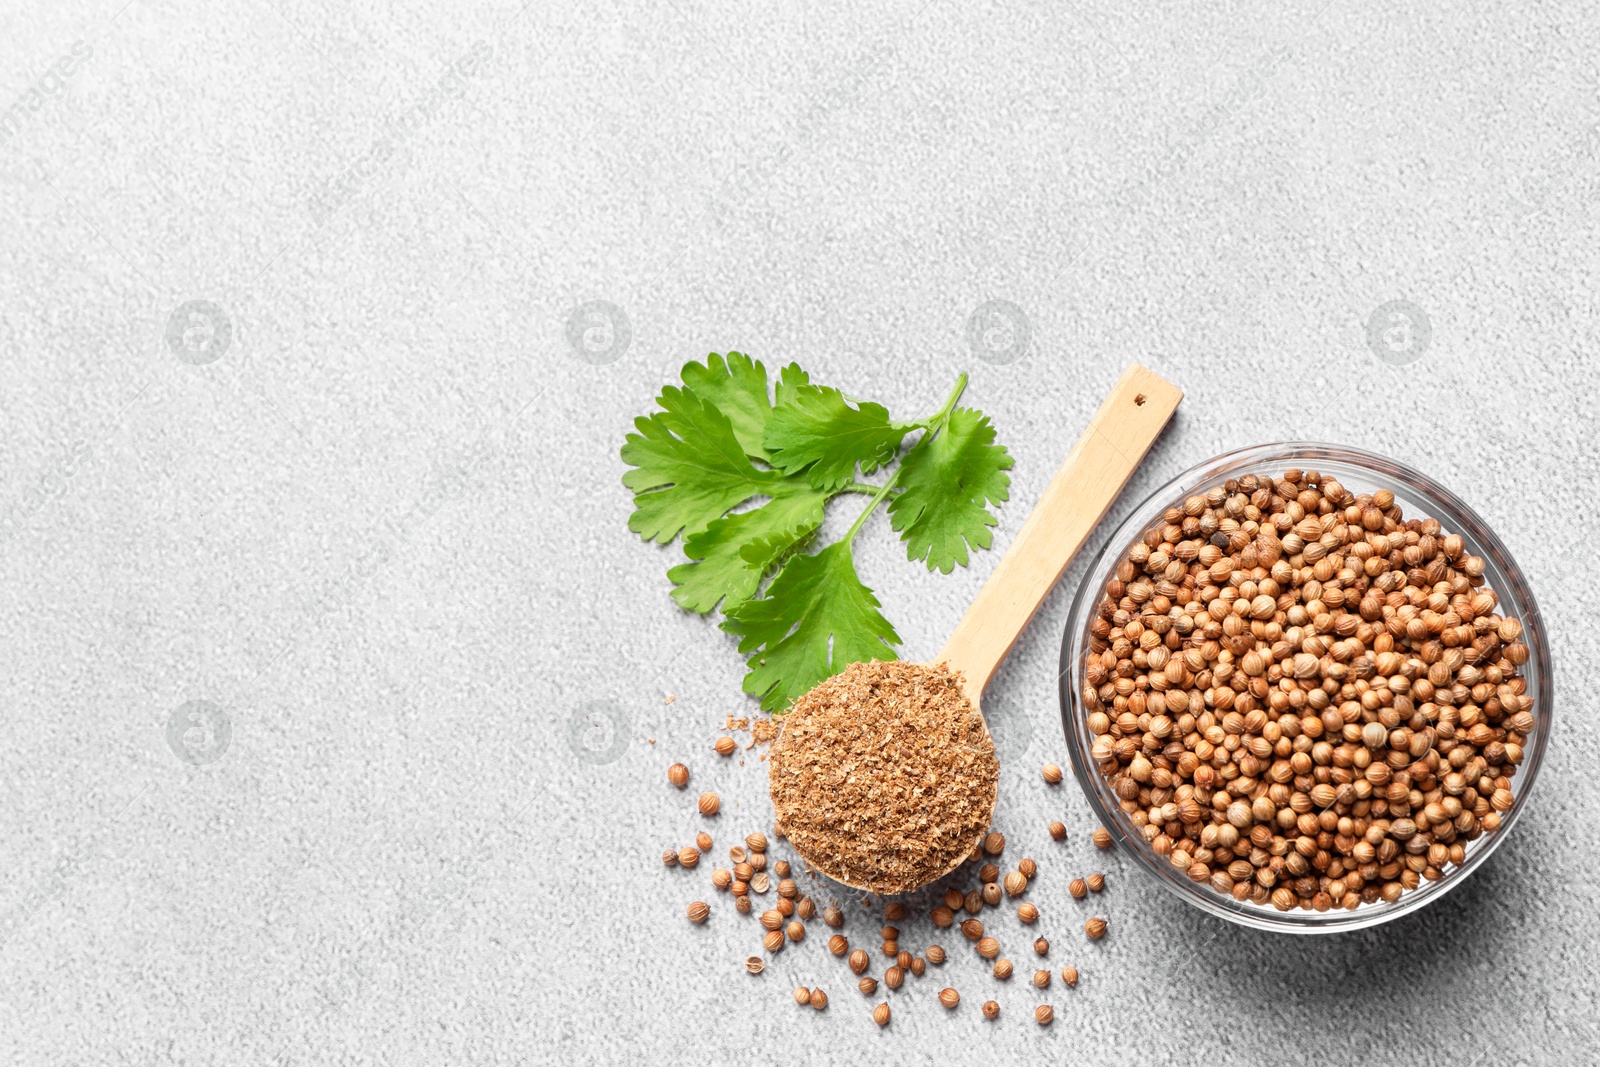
938;363;1182;703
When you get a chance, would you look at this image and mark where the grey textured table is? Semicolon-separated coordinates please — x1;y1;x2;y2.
2;0;1596;1063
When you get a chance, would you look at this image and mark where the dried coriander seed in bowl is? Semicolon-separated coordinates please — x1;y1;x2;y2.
1061;445;1551;932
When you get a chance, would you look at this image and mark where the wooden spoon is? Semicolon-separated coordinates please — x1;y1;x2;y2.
778;364;1182;892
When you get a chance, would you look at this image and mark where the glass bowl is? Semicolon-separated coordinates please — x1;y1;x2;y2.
1057;443;1552;933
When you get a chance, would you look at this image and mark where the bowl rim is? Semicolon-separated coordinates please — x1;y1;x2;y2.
1057;441;1553;934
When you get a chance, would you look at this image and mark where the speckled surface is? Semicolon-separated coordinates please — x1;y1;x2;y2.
1;0;1597;1063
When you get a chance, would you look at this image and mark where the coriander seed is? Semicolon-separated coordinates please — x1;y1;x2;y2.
764;930;785;953
859;976;878;995
1003;871;1028;897
1086;873;1105;893
1092;828;1112;850
982;883;1001;907
686;901;709;923
1019;858;1037;879
978;863;1000;884
983;832;1006;856
746;833;768;853
982;1000;1000;1020
760;910;783;931
662;849;678;868
938;988;960;1009
961;918;984;941
797;897;816;920
873;1003;891;1027
696;831;712;852
750;872;770;894
884;902;907;921
1042;763;1063;784
931;906;955;928
896;950;912;970
712;868;732;890
1033;937;1049;956
926;945;946;965
823;905;844;928
1069;878;1087;899
735;895;751;913
714;737;736;756
1036;1005;1054;1026
849;949;869;975
992;959;1013;980
885;965;905;989
1033;969;1050;989
678;847;700;869
1049;821;1067;841
810;988;828;1011
793;987;810;1006
829;934;849;956
1085;917;1107;940
1062;966;1078;987
786;920;805;943
697;792;719;816
668;763;689;788
977;937;1000;959
909;956;926;977
744;956;764;975
1017;903;1039;924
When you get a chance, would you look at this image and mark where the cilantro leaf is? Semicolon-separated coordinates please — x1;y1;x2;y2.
679;352;773;460
620;385;781;544
764;384;913;491
722;541;901;711
888;407;1013;573
773;362;810;406
668;484;828;613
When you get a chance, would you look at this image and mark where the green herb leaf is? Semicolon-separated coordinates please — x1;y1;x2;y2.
764;384;913;491
722;541;901;711
888;408;1013;573
620;386;781;544
773;362;811;406
679;352;774;461
668;484;828;613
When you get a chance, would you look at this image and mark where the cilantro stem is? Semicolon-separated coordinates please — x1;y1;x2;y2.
843;373;971;545
837;482;892;496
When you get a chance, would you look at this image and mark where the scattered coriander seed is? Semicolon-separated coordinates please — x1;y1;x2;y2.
823;905;844;929
858;976;878;995
786;921;805;943
750;873;770;894
712;868;732;890
761;910;783;931
774;860;791;878
880;924;900;941
764;930;785;952
777;899;795;918
1033;937;1049;956
896;950;912;970
1017;903;1039;924
938;988;960;1009
1041;763;1063;784
849;949;869;975
662;849;678;868
1086;873;1105;893
884;902;907;921
943;888;965;911
1092;828;1113;850
745;956;764;975
697;792;719;816
926;945;946;965
778;878;798;899
793;987;811;1006
873;1003;891;1027
961;919;984;941
1033;969;1050;989
1036;1005;1054;1026
982;1000;1000;1020
746;833;768;853
982;883;1002;907
829;934;850;956
748;853;768;872
1085;917;1107;940
695;831;712;852
735;895;751;913
983;832;1006;856
978;863;1000;884
1019;858;1037;879
909;956;926;977
1049;821;1067;841
931;906;955;928
810;988;828;1011
797;897;816;920
1062;966;1078;988
963;890;984;915
687;901;709;923
729;846;747;863
714;737;736;756
1003;871;1028;897
993;959;1013;980
976;937;1000;959
885;965;905;990
667;763;689;788
678;847;700;869
882;940;899;958
734;862;754;882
